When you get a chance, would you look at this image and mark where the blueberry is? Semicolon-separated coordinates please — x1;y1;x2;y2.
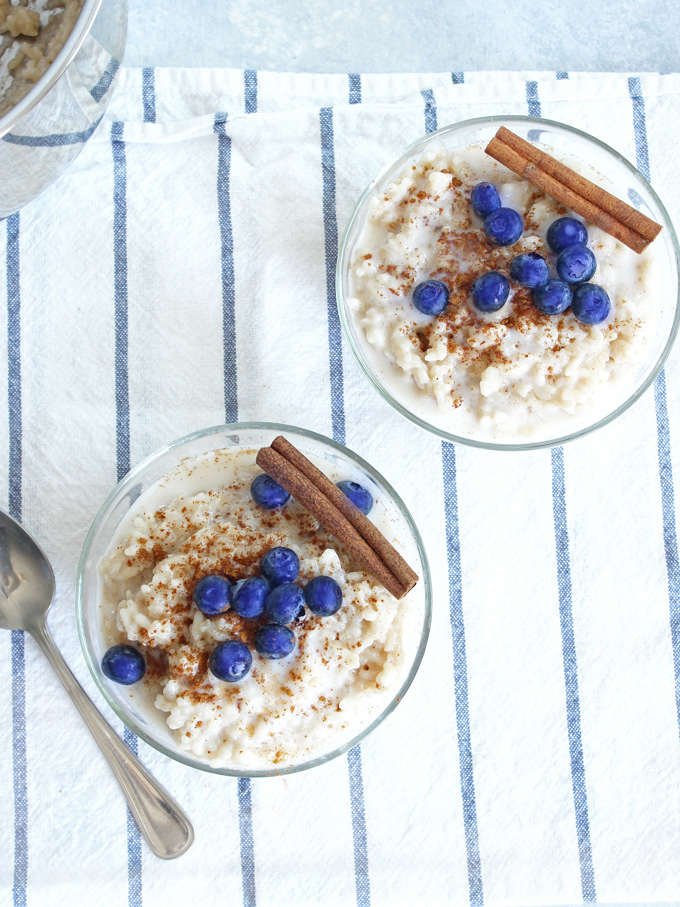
571;283;611;325
547;217;588;254
232;576;270;619
101;645;146;685
336;480;373;515
209;640;252;682
470;182;501;218
260;547;299;586
532;279;572;315
483;207;523;246
193;574;232;615
264;582;305;624
412;280;449;316
304;576;343;617
556;245;597;284
255;624;296;659
471;271;510;314
250;473;290;509
509;252;549;289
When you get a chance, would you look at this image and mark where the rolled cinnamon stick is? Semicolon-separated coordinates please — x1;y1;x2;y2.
485;126;662;254
271;435;419;593
255;443;418;600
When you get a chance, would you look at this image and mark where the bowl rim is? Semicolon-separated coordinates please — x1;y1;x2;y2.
0;0;104;139
336;113;680;452
76;421;433;777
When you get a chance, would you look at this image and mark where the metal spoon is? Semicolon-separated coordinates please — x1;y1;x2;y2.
0;509;194;859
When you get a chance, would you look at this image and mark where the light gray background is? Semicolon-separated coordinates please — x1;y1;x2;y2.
125;0;674;72
122;4;677;906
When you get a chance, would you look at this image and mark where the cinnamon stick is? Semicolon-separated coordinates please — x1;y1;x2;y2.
255;440;418;600
485;126;662;254
272;435;419;592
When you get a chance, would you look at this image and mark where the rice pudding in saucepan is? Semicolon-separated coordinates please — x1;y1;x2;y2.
0;0;85;116
346;143;664;442
99;446;425;771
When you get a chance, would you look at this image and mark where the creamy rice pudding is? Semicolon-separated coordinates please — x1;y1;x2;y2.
99;446;424;771
346;143;663;442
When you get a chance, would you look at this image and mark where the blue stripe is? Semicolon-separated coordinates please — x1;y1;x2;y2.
214;114;238;423
556;71;569;80
90;57;120;102
237;778;256;907
319;107;346;446
112;121;142;906
551;449;596;901
442;443;483;907
7;212;27;907
526;81;541;116
7;213;21;523
526;81;596;901
628;77;680;736
142;68;156;123
319;105;370;905
244;70;258;114
628;77;650;181
348;73;361;104
425;84;483;904
213;112;256;905
348;746;370;906
451;72;465;84
421;89;437;134
3;117;102;147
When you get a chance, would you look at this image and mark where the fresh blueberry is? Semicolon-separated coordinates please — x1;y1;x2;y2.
255;624;296;659
483;207;523;246
412;280;449;316
209;640;252;682
571;283;611;325
264;582;305;624
304;575;343;617
193;574;232;615
260;547;299;586
532;279;572;315
556;245;597;284
336;480;373;515
547;217;588;254
470;182;501;218
101;645;146;685
471;271;510;313
509;252;549;289
250;473;290;509
232;576;270;619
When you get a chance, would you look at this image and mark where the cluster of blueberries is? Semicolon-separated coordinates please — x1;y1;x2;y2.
101;471;374;687
411;181;611;327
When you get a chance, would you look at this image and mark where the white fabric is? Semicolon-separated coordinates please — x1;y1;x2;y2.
1;68;680;906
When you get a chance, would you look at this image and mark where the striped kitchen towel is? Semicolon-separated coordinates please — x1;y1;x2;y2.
2;68;680;907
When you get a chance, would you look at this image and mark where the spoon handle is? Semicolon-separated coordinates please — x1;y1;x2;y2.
31;623;194;859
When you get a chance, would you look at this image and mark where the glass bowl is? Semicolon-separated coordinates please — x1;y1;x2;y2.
76;423;431;777
337;115;680;451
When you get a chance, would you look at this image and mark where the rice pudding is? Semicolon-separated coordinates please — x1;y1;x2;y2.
99;446;425;771
346;142;664;442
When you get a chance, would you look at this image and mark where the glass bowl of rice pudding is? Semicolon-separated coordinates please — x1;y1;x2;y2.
76;423;431;777
337;116;680;450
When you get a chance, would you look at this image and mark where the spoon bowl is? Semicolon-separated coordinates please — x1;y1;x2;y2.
0;509;194;859
0;513;54;631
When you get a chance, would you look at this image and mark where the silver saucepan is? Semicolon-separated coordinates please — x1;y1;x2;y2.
0;0;127;216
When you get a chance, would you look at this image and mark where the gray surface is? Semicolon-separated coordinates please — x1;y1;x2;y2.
126;0;675;72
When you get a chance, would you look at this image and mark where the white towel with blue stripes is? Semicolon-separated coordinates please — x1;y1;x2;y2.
2;67;680;907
